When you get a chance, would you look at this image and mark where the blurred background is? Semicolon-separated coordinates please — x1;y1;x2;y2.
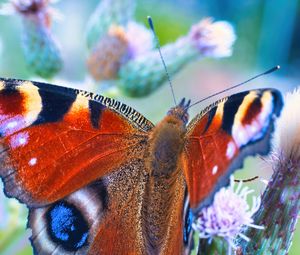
0;0;299;254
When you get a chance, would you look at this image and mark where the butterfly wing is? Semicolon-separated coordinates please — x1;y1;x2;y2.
29;159;147;255
0;78;153;207
183;89;283;212
0;78;155;254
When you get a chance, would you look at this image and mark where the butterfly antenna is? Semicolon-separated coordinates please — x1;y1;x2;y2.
234;176;259;183
188;65;280;109
148;16;177;106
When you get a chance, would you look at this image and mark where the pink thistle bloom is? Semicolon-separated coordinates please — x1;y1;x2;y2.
189;18;236;58
193;177;263;250
124;21;154;60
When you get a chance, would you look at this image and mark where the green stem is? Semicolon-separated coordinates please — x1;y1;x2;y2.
118;38;198;97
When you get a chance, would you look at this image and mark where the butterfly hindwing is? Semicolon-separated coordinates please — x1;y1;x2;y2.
29;158;147;255
183;89;283;212
0;78;153;207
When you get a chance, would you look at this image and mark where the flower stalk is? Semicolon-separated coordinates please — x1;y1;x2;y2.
118;38;198;97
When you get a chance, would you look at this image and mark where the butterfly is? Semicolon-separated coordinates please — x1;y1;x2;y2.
0;78;282;254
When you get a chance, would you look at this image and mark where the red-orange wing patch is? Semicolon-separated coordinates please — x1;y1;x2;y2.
0;78;153;207
183;89;283;212
29;159;148;255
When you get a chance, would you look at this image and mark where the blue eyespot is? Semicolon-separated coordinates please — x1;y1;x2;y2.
46;201;89;251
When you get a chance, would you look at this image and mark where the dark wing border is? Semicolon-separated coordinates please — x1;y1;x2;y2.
0;77;154;132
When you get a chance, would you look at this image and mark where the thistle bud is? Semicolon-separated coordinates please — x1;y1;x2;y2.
87;21;153;81
85;0;136;49
87;25;128;81
14;0;63;78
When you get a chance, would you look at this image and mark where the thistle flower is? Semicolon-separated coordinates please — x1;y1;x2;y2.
85;0;136;49
87;21;154;81
87;25;129;81
273;88;300;159
125;21;154;60
188;18;236;58
238;89;300;254
11;0;63;78
193;177;263;254
118;18;236;97
85;0;236;97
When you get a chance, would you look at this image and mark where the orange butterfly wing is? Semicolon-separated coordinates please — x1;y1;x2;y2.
0;78;156;254
183;89;283;212
29;160;147;255
0;79;153;206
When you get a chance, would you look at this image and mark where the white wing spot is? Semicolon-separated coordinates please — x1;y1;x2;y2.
226;141;236;159
212;165;218;175
29;158;37;166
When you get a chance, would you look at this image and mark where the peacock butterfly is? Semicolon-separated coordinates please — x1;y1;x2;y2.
0;78;282;254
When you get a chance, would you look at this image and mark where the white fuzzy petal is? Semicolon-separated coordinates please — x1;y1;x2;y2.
273;88;300;159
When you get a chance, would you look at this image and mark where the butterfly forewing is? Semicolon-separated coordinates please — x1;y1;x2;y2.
183;89;283;212
0;78;152;207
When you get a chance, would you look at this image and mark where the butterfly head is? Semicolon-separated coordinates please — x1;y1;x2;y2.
167;98;191;125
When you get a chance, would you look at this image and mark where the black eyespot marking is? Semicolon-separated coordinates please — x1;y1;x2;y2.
46;201;89;251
